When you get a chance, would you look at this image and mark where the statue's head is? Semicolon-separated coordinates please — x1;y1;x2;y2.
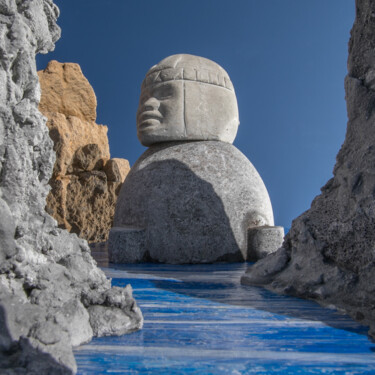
137;54;239;146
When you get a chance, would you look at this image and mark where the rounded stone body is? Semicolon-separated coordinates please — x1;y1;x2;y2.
112;141;274;264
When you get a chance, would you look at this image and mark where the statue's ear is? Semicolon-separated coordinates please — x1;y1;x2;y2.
184;81;239;143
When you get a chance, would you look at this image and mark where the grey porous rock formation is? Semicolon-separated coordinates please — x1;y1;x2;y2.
0;1;142;374
242;0;375;338
109;54;284;264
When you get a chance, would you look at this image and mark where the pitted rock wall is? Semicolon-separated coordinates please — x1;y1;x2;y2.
0;1;142;374
38;60;130;243
242;0;375;338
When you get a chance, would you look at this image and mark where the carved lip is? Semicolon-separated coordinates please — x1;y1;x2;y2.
138;111;163;129
138;110;162;121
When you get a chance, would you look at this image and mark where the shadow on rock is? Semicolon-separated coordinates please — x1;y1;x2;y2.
0;305;73;375
113;156;244;263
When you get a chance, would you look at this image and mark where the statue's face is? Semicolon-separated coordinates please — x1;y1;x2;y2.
137;81;185;146
137;55;239;146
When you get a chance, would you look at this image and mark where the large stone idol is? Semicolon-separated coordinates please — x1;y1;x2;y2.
109;54;283;264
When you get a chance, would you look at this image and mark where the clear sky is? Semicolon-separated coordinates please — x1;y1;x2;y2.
36;0;355;229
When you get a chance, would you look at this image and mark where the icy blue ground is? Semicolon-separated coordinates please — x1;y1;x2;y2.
75;263;375;374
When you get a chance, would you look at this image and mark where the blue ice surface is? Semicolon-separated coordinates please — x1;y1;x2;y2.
75;263;375;374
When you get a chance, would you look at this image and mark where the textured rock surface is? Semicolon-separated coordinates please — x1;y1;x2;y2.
38;59;97;122
109;227;146;263
38;61;130;243
247;226;284;261
110;141;274;264
0;1;142;374
242;0;375;338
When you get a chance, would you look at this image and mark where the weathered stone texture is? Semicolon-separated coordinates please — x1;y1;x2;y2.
111;141;274;264
0;1;142;374
137;54;239;146
242;0;375;338
111;54;280;264
38;59;97;122
38;60;130;243
247;226;285;261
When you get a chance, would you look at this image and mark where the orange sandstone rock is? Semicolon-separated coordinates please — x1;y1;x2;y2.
45;112;110;177
38;60;129;243
39;60;97;122
104;159;131;182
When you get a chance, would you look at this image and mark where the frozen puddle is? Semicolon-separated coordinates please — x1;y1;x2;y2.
75;263;375;374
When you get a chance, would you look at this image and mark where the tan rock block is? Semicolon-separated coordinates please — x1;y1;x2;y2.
45;112;110;177
68;144;104;173
64;173;121;243
45;177;71;230
38;60;97;122
39;60;130;243
104;158;130;182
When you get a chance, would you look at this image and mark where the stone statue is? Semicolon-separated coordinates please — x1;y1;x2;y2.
109;54;283;264
137;54;239;146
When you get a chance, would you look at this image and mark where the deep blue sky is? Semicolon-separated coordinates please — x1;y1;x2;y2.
37;0;355;229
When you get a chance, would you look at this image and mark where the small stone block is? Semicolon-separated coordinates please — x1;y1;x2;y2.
160;67;183;81
197;69;210;83
183;67;196;81
209;71;219;86
224;77;234;91
108;227;146;263
247;226;284;261
218;74;226;87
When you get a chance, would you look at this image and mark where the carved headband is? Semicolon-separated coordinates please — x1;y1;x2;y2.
142;67;234;92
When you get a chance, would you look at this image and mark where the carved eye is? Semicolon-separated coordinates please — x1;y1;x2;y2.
153;84;174;100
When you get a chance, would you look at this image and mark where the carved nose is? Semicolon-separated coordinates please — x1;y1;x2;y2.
143;97;160;111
